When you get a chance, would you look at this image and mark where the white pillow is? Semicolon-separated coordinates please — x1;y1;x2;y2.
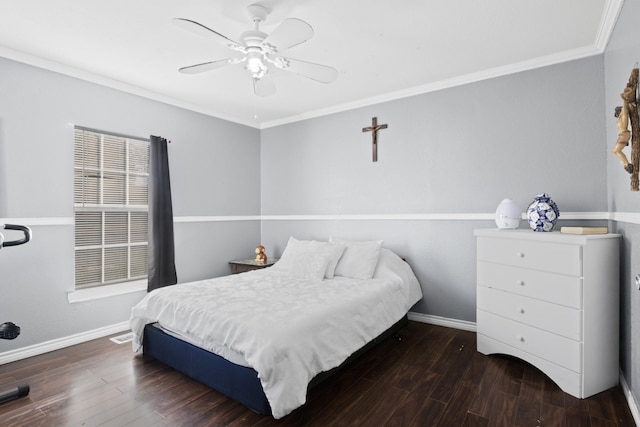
273;236;344;279
330;238;383;279
273;236;308;272
289;251;331;280
321;242;346;279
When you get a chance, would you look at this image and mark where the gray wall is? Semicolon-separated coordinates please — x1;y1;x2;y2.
604;0;640;408
261;55;608;320
1;2;638;412
0;57;261;351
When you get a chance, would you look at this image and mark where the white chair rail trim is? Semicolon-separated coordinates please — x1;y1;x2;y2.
4;211;635;226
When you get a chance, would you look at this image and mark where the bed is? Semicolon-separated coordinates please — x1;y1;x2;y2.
130;238;423;419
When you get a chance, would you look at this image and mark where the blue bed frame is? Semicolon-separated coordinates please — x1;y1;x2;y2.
143;314;408;415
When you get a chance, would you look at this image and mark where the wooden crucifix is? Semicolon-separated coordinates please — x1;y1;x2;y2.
362;117;388;162
625;68;640;191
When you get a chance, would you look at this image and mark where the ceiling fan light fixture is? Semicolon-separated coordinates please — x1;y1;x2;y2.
245;52;268;79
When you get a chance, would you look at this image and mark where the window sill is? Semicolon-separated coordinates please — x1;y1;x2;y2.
67;280;147;304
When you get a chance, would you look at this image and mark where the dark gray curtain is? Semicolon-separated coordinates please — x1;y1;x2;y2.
147;135;177;292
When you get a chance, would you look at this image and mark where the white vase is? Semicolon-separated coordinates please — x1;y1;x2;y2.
495;198;522;229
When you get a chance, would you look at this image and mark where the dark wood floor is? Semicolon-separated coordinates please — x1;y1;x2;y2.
0;321;635;426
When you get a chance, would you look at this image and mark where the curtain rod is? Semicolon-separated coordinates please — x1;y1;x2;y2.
73;125;150;142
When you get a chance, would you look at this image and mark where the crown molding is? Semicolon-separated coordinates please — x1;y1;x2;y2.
261;0;625;128
1;0;624;132
260;45;605;129
594;0;625;52
0;46;260;129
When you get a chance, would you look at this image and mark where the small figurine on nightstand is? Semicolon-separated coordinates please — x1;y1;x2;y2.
255;245;267;264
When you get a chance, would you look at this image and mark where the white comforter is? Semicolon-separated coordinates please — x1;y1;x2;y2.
130;249;422;419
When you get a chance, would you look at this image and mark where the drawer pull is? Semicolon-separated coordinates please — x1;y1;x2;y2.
517;335;525;342
519;308;525;314
517;280;525;286
516;252;524;258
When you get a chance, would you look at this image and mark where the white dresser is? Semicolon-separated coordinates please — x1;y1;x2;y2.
474;229;620;398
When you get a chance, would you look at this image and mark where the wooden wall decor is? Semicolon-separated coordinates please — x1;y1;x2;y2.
611;68;640;190
362;117;388;162
624;68;639;190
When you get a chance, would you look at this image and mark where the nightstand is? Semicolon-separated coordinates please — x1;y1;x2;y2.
228;258;279;274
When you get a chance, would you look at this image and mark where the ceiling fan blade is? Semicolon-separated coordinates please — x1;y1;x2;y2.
172;18;244;51
262;18;314;52
179;58;241;74
271;56;338;83
253;74;276;97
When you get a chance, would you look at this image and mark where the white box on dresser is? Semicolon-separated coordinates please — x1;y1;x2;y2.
474;228;620;399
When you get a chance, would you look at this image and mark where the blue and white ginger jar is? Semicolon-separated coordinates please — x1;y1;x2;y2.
527;193;560;232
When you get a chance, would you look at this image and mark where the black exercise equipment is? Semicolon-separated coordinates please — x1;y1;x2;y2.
0;224;32;405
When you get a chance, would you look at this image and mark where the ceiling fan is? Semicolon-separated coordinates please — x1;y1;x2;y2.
173;4;338;96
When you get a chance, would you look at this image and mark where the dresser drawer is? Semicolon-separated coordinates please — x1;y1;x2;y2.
477;286;582;340
477;262;583;308
477;334;583;397
477;310;582;373
477;237;582;276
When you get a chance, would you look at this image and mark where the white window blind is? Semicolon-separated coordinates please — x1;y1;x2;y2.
74;128;149;289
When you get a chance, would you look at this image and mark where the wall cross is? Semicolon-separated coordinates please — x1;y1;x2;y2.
362;117;388;162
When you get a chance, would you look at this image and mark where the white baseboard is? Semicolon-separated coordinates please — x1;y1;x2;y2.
0;321;130;365
3;313;639;427
1;313;470;365
1;314;638;427
620;372;640;426
408;311;477;332
408;313;638;426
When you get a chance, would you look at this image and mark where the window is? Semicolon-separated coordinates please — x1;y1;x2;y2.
73;127;149;289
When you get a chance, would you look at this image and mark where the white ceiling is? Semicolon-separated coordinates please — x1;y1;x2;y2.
0;0;623;128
